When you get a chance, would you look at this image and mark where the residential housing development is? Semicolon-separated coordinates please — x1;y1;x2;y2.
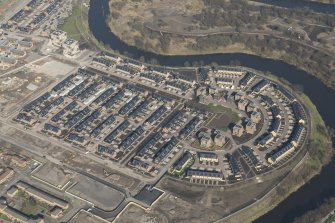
0;1;311;221
11;51;308;188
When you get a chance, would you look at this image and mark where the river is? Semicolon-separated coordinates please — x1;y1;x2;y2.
88;0;335;222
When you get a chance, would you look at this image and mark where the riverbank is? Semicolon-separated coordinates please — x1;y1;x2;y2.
292;195;335;223
58;0;110;52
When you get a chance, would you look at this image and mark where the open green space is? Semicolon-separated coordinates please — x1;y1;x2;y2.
21;197;39;216
17;190;51;216
60;6;82;41
0;213;10;222
64;0;113;53
207;103;240;123
299;94;330;170
325;212;335;223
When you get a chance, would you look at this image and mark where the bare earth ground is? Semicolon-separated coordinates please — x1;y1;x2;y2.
68;210;108;223
0;0;20;17
67;175;125;211
0;121;142;193
0;56;76;118
114;204;168;223
207;113;232;131
32;162;73;188
0;69;53;118
114;166;292;223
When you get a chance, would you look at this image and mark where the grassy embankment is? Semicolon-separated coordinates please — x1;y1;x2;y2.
60;5;82;41
60;0;107;51
292;195;335;223
223;93;332;223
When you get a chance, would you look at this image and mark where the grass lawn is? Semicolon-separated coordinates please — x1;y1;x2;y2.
325;213;335;223
62;0;110;52
17;190;51;216
207;103;240;123
60;6;82;41
0;213;11;222
299;94;330;169
21;197;39;216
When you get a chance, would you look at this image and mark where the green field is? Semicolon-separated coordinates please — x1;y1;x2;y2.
60;6;82;41
21;197;39;215
17;190;51;216
207;103;240;123
0;213;10;222
300;94;330;169
325;212;335;223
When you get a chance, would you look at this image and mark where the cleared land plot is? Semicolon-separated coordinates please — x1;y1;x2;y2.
206;103;242;133
144;174;290;223
207;113;232;131
32;162;73;189
0;0;20;18
67;175;125;211
0;69;54;118
31;58;76;78
69;210;107;223
114;203;168;223
207;104;240;122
